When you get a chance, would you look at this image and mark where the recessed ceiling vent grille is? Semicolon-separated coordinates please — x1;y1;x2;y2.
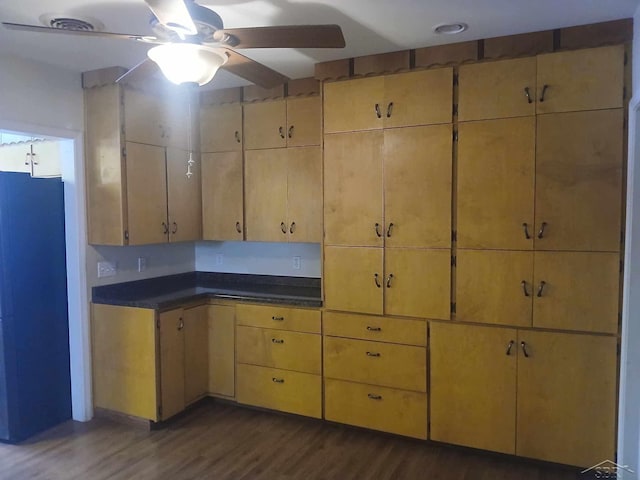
39;14;104;32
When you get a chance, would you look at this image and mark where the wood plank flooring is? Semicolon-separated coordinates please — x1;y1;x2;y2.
0;401;584;479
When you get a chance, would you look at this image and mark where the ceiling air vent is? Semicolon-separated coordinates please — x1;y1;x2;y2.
39;14;104;32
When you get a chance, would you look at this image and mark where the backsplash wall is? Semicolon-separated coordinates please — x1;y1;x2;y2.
196;241;321;278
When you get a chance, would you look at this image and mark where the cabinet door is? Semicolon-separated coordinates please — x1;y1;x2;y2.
384;125;452;248
533;252;620;334
286;97;321;147
516;331;617;467
384;248;451;319
324;131;384;247
201;152;244;241
324;246;383;315
458;57;536;121
535;109;623;252
324;77;384;133
166;148;202;242
457;250;533;327
287;147;322;243
536;45;624;114
159;309;185;420
125;142;168;245
430;322;517;454
245;149;288;242
457;117;535;249
208;305;235;398
183;305;208;404
124;88;163;146
161;92;192;150
383;68;453;128
244;100;287;150
200;103;243;152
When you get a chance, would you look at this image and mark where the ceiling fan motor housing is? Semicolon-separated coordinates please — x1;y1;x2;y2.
149;2;224;42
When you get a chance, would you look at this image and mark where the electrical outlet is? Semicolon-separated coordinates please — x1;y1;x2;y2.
215;253;224;266
97;261;116;278
292;256;301;270
138;257;147;272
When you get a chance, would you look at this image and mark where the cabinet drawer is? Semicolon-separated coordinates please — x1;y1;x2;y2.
323;311;426;346
324;378;427;439
324;337;426;392
237;364;321;418
236;304;321;333
237;326;321;374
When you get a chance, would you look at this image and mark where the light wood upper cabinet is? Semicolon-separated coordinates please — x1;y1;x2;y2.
533;252;620;334
183;305;208;405
536;45;624;114
286;97;321;147
430;322;517;455
166;148;202;243
201;151;244;241
159;308;186;421
516;331;617;467
457;117;535;249
458;57;537;121
200;103;243;153
324;69;452;133
535;109;623;252
245;147;321;243
208;305;236;398
456;250;534;327
384;125;452;248
244;100;287;150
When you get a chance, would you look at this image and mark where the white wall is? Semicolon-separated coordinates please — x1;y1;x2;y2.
196;241;321;278
618;8;640;478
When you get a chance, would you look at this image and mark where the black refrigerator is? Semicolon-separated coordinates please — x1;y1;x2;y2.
0;172;71;442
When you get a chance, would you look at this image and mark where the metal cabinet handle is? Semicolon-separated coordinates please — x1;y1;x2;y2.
521;280;530;297
521;341;530;358
178;318;184;331
271;338;284;344
366;326;381;332
506;340;515;356
279;126;285;139
272;377;285;383
375;223;382;237
288;126;294;138
537;281;546;297
272;316;284;321
524;87;533;104
374;273;381;288
386;274;394;288
368;393;382;400
366;351;381;357
375;103;382;119
172;222;178;234
162;222;169;234
280;222;287;234
522;223;531;239
236;221;242;233
539;84;549;102
235;130;241;143
386;102;394;118
537;222;547;239
386;222;394;237
289;222;296;234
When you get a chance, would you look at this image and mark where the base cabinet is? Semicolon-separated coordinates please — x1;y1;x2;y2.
208;304;236;398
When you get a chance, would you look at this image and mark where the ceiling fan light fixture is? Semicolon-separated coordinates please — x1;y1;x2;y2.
147;43;228;86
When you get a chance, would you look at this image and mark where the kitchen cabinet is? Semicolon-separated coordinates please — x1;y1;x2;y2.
201;152;244;241
323;68;452;133
244;96;321;150
200;102;243;153
245;146;321;243
430;322;617;467
184;305;209;405
208;304;236;398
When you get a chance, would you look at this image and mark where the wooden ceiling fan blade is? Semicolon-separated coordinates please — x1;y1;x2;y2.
143;0;197;36
115;58;161;85
1;22;160;43
221;49;289;89
215;25;345;49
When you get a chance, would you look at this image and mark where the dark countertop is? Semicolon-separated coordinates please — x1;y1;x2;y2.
92;272;322;310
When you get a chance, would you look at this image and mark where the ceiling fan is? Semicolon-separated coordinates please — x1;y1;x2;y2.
1;0;346;88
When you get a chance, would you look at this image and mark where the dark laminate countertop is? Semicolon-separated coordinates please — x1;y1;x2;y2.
92;272;322;310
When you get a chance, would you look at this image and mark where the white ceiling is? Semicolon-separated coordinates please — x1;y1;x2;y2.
0;0;638;89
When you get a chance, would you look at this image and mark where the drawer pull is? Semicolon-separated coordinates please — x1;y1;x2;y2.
366;351;381;357
521;280;530;297
375;222;382;238
506;340;515;356
271;338;285;344
375;103;382;119
366;326;382;332
522;222;531;239
539;84;549;103
521;341;530;358
272;377;285;383
272;316;284;321
537;281;546;297
368;393;382;400
374;273;381;288
524;87;533;104
537;221;547;239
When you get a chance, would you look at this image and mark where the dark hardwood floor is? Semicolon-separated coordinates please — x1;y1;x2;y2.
0;401;583;480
